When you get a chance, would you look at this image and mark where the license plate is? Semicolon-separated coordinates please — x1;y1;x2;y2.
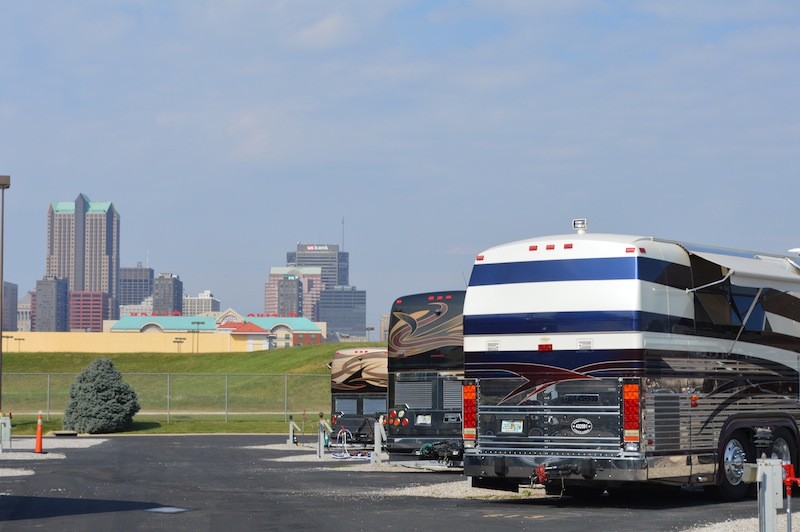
415;414;432;425
501;420;523;433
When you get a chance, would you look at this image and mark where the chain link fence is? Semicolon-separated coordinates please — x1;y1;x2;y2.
1;373;330;422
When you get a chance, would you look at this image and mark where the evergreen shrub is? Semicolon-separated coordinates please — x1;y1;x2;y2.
62;358;140;434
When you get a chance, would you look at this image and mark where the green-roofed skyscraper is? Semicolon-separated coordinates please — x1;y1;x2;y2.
45;193;120;320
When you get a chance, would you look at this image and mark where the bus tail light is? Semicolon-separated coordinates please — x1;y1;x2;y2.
623;383;641;444
463;382;477;446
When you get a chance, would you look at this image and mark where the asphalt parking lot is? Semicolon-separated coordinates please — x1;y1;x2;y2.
0;434;767;531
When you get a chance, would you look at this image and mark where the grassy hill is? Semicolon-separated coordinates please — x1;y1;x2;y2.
3;342;386;436
3;342;386;375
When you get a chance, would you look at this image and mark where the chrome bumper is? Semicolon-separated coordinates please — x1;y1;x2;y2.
464;451;717;485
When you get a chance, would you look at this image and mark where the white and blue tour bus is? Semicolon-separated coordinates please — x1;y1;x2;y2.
462;220;800;500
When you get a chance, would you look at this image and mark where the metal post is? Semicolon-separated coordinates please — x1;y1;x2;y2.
788;491;792;532
225;374;229;423
317;418;325;458
284;374;288;422
46;374;51;421
167;373;171;423
0;175;10;411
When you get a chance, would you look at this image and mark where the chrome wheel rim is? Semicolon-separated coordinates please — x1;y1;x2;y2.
723;439;747;486
773;437;792;465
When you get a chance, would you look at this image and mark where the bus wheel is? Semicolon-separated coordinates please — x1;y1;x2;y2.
771;428;798;497
718;430;753;501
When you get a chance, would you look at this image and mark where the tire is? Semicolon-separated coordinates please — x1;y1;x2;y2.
770;428;799;497
717;430;754;501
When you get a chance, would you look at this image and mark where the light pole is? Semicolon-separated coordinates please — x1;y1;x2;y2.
173;337;186;353
2;335;11;352
191;321;202;353
14;338;23;353
365;326;375;342
0;175;9;411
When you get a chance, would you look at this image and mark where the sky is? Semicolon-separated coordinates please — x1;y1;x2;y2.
1;1;799;331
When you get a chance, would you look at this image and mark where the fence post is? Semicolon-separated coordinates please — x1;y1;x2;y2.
46;374;51;421
167;373;171;423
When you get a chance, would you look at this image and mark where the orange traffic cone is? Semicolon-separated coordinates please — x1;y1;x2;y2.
35;413;43;453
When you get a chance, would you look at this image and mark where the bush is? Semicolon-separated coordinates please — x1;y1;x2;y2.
62;358;140;434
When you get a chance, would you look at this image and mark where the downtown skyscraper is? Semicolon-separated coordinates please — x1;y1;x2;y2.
45;193;120;320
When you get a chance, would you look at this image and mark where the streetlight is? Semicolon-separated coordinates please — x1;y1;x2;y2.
173;337;186;353
14;338;24;352
365;326;375;342
0;175;9;411
191;321;202;353
2;335;11;352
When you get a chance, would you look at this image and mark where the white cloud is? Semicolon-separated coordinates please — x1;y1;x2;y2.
291;14;354;50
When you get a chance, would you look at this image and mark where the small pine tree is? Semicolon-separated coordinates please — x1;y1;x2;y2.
62;358;140;434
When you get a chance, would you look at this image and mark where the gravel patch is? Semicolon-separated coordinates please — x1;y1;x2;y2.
0;436;107;463
682;515;786;532
0;468;34;477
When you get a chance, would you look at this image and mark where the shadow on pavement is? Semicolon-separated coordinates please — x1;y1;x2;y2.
0;494;169;521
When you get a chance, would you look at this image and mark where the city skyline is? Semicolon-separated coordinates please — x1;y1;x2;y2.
16;192;371;335
2;3;799;331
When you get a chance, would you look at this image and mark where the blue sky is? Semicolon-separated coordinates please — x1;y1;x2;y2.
1;1;799;329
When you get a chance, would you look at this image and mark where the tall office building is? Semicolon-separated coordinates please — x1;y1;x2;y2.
119;263;154;306
46;193;120;319
2;281;18;332
286;244;348;289
264;267;322;319
152;273;183;315
34;276;69;332
318;285;366;338
277;277;302;317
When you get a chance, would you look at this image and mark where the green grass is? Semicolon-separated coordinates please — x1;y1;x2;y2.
3;342;384;374
10;414;324;436
2;343;385;436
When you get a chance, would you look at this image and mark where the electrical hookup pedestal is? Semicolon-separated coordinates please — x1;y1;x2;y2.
0;412;11;452
743;455;800;532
